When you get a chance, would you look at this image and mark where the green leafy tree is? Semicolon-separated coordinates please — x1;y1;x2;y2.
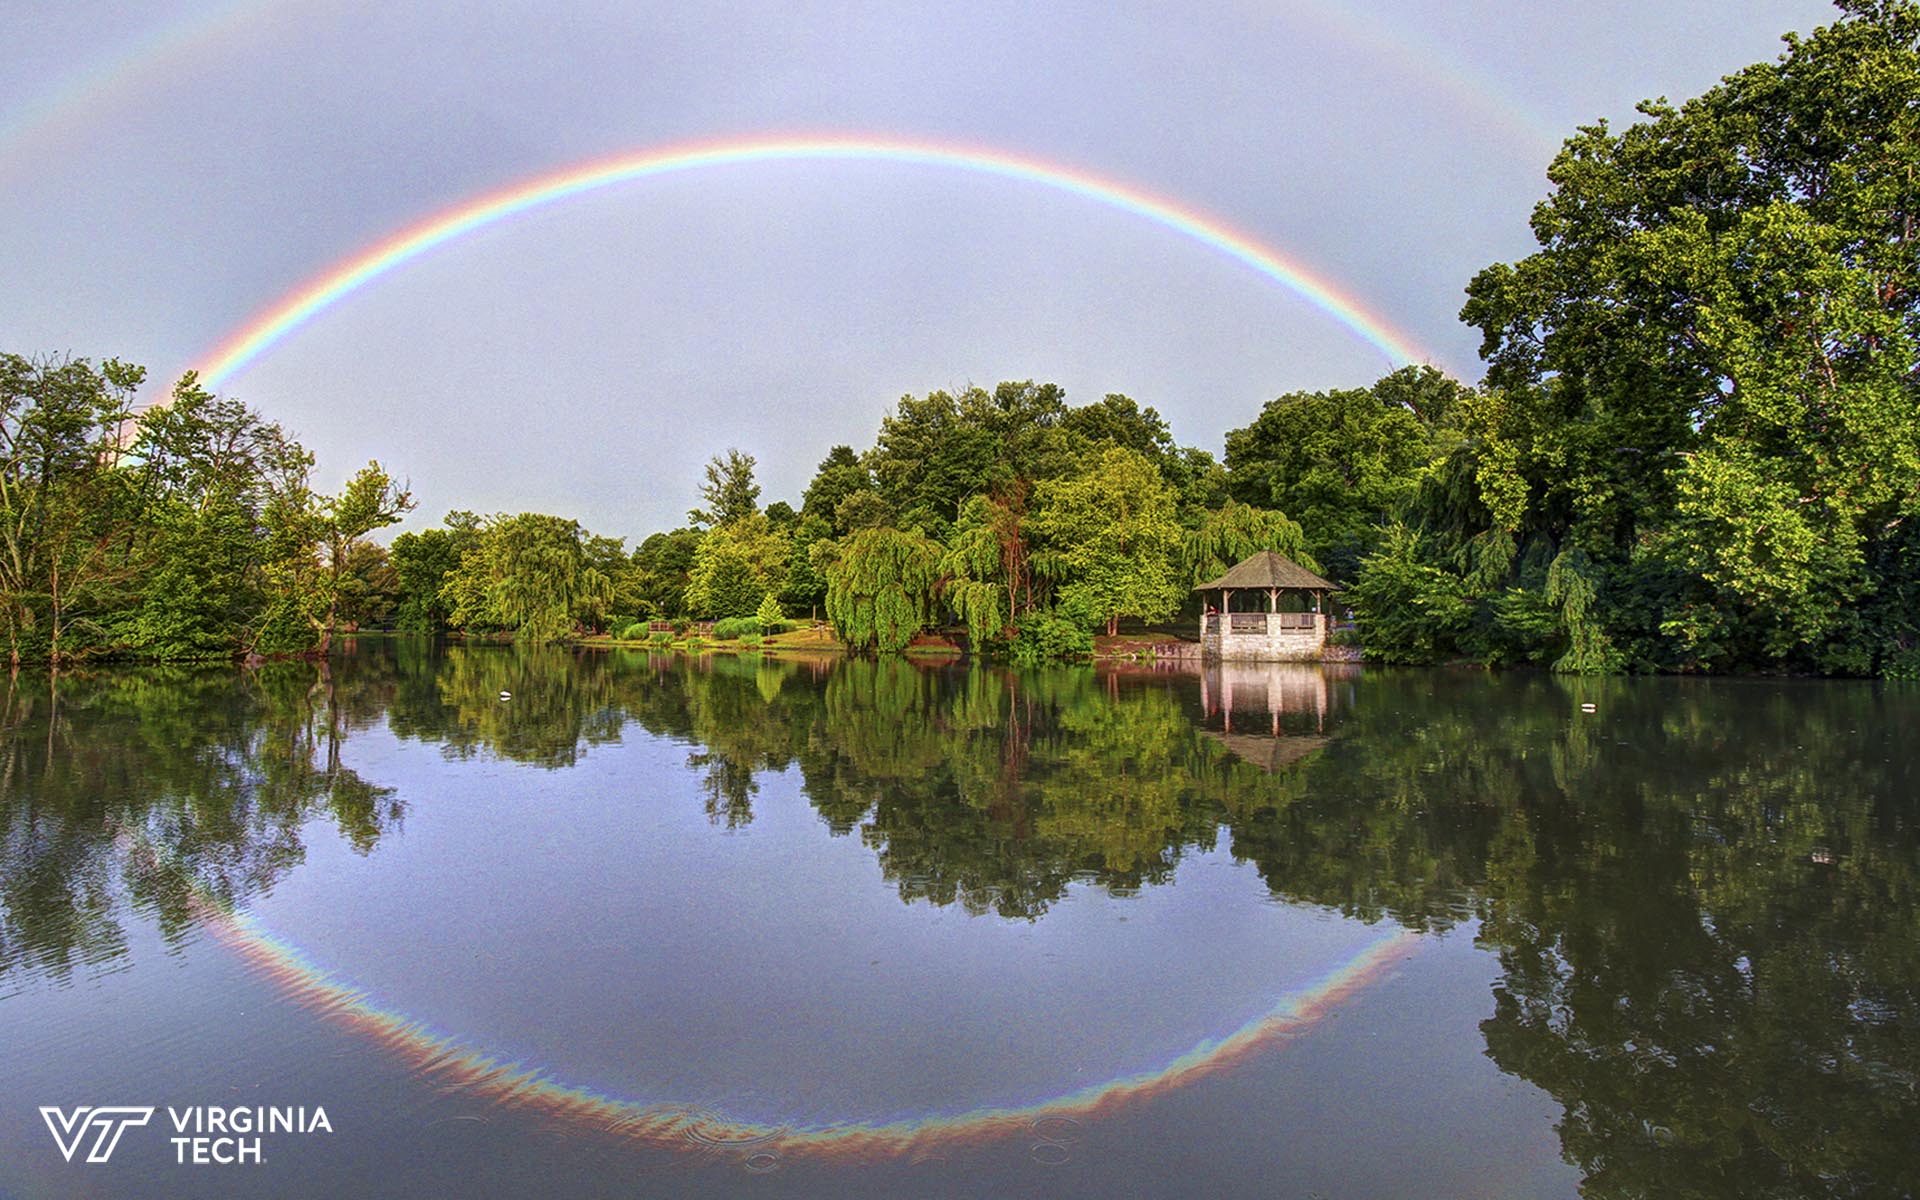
779;513;831;618
688;448;760;529
442;513;613;642
0;353;145;663
1033;447;1185;636
121;374;313;658
631;528;701;620
1182;501;1315;586
1224;367;1462;579
582;534;635;630
941;495;1011;650
819;526;944;652
390;521;475;633
867;381;1071;539
334;539;399;629
1453;0;1920;674
1060;392;1225;517
682;513;789;618
800;445;878;535
308;462;413;652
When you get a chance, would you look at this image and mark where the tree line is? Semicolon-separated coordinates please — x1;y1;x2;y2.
383;378;1363;659
0;362;412;666
6;1;1913;674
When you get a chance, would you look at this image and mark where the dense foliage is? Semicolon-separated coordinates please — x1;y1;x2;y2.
820;526;945;653
1353;0;1920;675
0;358;410;663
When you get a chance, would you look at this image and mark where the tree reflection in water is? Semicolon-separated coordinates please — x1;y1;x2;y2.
0;657;400;987
1;640;1913;1196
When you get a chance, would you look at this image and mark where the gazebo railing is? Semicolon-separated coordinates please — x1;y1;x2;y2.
1205;612;1321;636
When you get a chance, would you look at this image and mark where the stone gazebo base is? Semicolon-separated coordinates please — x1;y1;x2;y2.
1201;611;1329;661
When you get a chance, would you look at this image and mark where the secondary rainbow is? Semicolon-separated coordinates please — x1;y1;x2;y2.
198;134;1430;388
1;8;1562;187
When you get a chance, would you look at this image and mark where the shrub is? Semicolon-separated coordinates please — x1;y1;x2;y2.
619;621;651;641
739;633;763;648
649;630;673;647
1010;612;1094;665
711;616;763;641
683;635;706;651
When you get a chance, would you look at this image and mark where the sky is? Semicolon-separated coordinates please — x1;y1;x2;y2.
0;0;1839;537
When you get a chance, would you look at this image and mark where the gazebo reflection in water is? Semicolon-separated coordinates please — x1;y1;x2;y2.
1199;663;1354;772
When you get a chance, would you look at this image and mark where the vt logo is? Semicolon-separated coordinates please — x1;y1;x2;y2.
40;1106;154;1163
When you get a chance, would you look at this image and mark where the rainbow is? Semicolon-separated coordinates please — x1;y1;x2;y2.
205;898;1417;1166
0;0;267;181
1313;1;1562;157
0;6;1563;187
198;134;1431;388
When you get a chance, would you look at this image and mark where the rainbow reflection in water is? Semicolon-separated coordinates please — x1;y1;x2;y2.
202;898;1419;1166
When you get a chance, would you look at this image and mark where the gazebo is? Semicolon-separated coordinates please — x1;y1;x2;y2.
1195;551;1336;661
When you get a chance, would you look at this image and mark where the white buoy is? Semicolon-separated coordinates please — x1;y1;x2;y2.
1580;702;1597;713
499;691;512;701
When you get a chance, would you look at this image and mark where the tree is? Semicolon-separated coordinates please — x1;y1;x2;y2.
1059;392;1176;461
122;373;313;658
0;354;143;663
688;449;760;529
1033;447;1186;636
632;528;701;620
779;513;832;618
819;526;944;652
1224;367;1461;580
1452;0;1920;674
866;381;1072;540
333;540;399;629
800;445;877;534
1181;501;1315;587
582;534;635;630
310;463;413;652
683;533;766;618
390;522;476;633
441;513;612;642
941;496;1012;649
682;513;790;618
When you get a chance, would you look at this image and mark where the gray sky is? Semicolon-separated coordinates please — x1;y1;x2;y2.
0;0;1837;537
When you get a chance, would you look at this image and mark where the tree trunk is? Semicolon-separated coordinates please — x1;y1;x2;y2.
48;562;61;665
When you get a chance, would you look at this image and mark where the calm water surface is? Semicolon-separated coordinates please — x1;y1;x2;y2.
1;640;1914;1198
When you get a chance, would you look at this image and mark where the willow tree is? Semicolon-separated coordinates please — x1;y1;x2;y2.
941;495;1010;650
820;526;944;653
442;513;612;643
1181;500;1316;585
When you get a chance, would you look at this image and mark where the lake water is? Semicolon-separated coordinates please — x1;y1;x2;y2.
1;640;1914;1198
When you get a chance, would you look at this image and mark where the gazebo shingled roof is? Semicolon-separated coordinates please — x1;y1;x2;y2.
1192;550;1335;592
